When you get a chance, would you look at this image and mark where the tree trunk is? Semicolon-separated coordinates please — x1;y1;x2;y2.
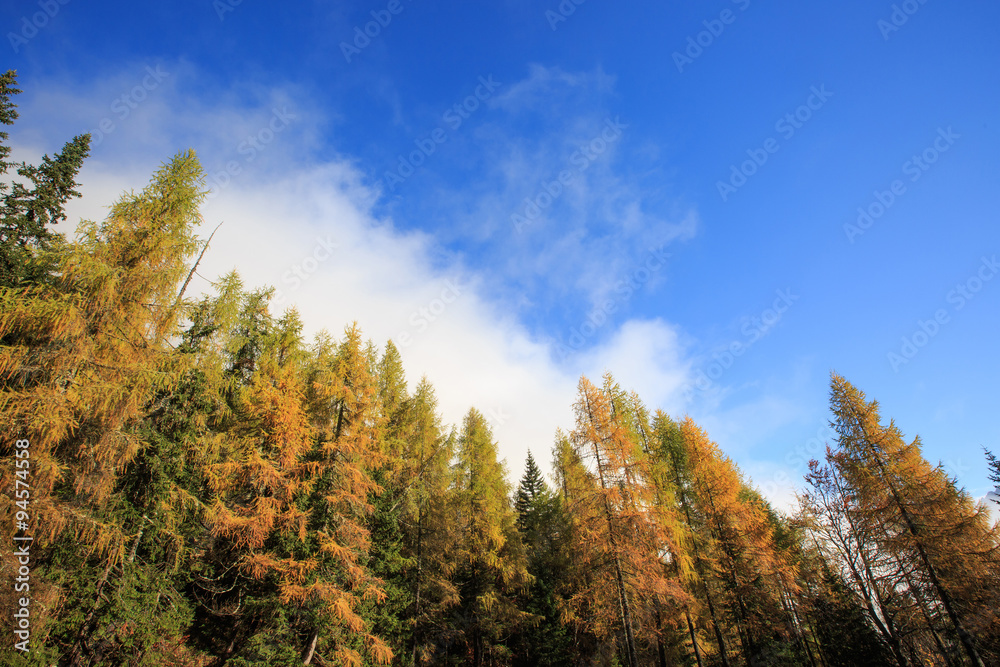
685;610;704;667
412;503;423;666
611;551;639;667
585;394;639;667
701;578;731;667
859;421;985;667
780;584;817;667
899;560;957;667
654;605;668;667
68;559;114;666
829;472;909;667
302;629;319;665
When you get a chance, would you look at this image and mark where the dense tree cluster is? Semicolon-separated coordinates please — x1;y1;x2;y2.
2;71;999;666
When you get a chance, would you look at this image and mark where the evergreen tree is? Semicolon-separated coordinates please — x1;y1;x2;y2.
450;408;531;666
0;71;17;172
378;340;410;449
986;448;999;487
801;454;913;665
514;451;546;527
511;452;574;667
0;151;206;664
561;375;687;667
828;373;1000;667
0;69;91;287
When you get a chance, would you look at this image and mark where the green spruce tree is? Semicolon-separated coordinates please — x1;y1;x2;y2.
511;452;574;666
0;69;91;287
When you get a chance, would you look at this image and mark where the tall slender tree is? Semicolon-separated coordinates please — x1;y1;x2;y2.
800;455;912;666
511;452;574;666
450;408;531;666
561;375;687;667
0;150;208;665
514;452;546;527
0;69;91;287
676;417;797;665
828;373;1000;667
653;413;729;667
395;379;459;665
1;149;203;563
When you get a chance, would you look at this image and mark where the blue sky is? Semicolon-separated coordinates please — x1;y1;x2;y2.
5;0;1000;511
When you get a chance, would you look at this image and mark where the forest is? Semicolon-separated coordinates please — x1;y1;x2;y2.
2;69;1000;666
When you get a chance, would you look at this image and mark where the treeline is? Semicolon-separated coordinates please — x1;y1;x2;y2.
2;71;1000;666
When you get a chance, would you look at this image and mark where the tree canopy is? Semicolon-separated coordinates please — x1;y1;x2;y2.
2;74;999;667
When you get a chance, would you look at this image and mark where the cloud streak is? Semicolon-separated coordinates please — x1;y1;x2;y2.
13;60;811;508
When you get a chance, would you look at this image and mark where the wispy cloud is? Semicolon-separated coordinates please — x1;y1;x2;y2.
491;63;616;114
13;60;809;508
8;61;702;481
389;64;700;331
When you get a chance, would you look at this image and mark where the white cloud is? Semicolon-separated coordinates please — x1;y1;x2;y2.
577;319;692;415
491;63;616;114
13;63;832;517
189;162;709;485
15;61;715;489
980;493;1000;528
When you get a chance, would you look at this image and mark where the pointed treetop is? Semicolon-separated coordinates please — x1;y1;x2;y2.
515;451;549;519
986;448;999;486
522;451;547;495
378;339;409;414
1;69;93;287
0;69;21;172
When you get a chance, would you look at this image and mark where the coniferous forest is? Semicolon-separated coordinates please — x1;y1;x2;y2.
2;70;1000;667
